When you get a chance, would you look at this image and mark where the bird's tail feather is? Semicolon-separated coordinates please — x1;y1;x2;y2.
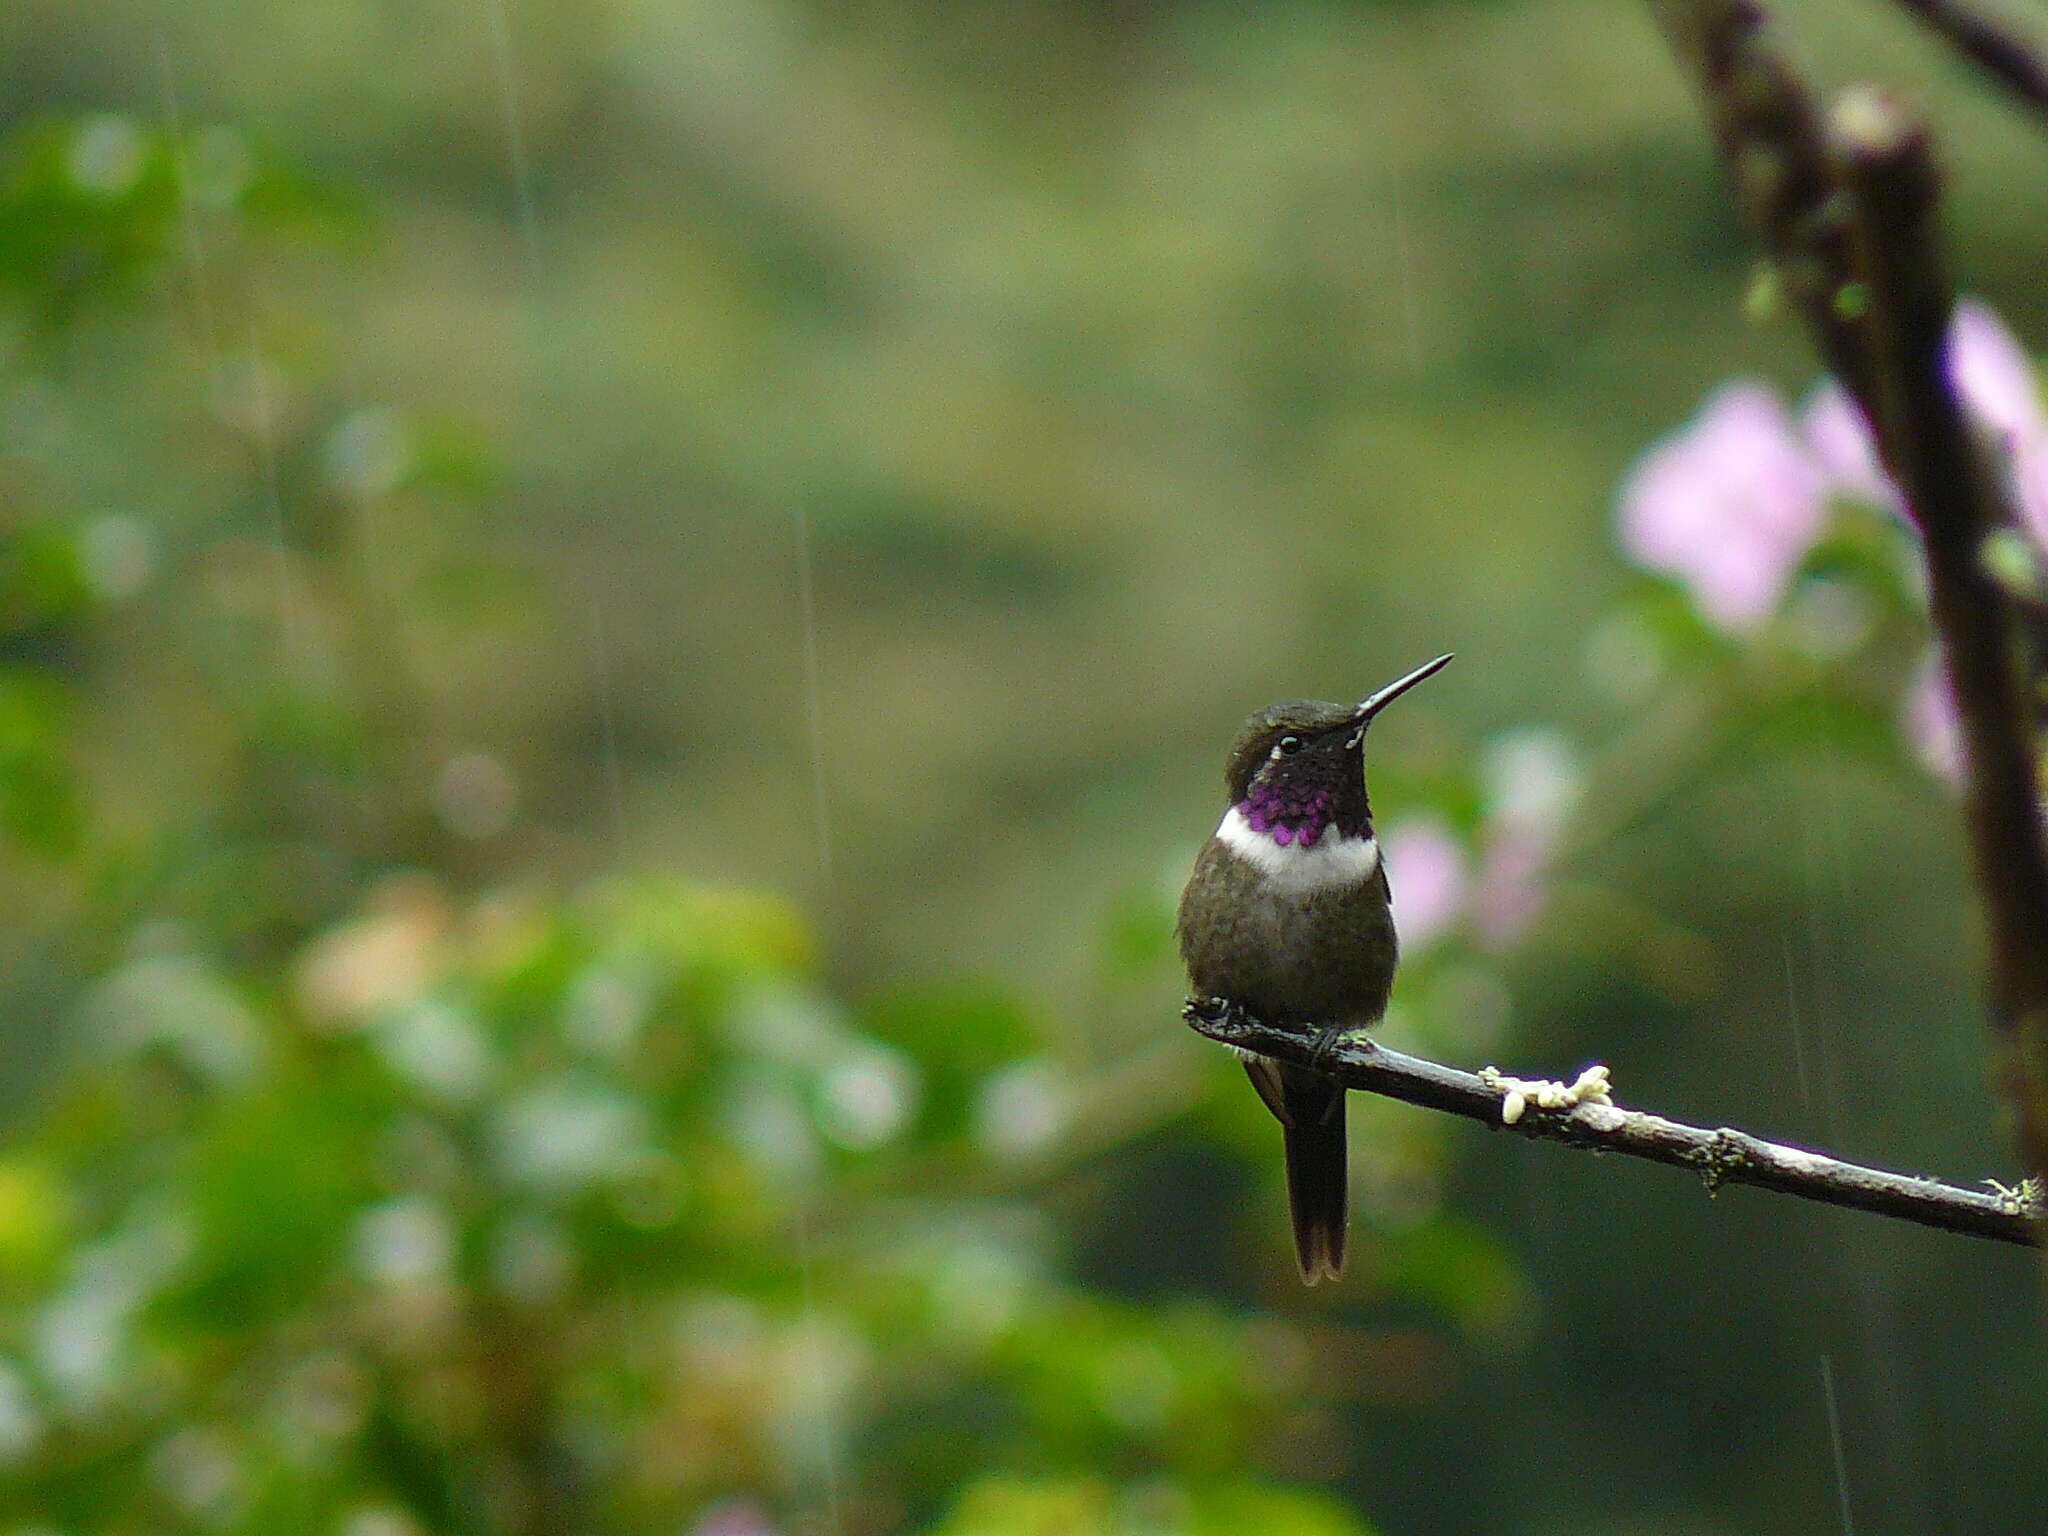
1244;1058;1348;1284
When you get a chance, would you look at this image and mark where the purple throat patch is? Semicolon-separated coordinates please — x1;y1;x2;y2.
1239;784;1339;847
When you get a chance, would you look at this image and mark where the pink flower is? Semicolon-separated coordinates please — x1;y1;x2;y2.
1473;826;1556;949
1952;301;2048;545
1903;653;1964;784
1801;382;1898;514
1383;816;1468;954
689;1502;782;1536
1803;299;2048;538
1471;732;1580;949
1950;299;2045;447
1619;382;1830;631
1795;301;2044;782
2021;451;2048;545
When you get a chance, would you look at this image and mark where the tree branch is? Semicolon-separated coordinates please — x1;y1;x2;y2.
1826;91;2048;1186
1886;0;2048;127
1646;0;2048;1197
1185;998;2040;1247
1645;0;1878;403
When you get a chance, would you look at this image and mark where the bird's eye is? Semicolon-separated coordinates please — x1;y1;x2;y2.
1278;735;1303;755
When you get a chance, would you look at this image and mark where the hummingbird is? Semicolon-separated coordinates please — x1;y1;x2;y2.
1176;653;1453;1284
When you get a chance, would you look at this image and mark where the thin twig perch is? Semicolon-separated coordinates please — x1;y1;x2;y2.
1185;998;2040;1247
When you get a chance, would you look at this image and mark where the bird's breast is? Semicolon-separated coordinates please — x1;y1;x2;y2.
1178;814;1399;1025
1213;805;1381;895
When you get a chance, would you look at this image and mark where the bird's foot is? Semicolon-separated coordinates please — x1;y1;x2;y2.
1307;1024;1362;1072
1479;1063;1614;1125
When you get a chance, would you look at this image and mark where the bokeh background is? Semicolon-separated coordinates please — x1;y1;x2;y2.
2;0;2046;1532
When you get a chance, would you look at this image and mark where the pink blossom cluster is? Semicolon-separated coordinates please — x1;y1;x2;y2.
1617;300;2046;776
1383;730;1581;955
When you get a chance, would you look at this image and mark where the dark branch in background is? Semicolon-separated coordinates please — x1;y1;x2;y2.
1647;0;1876;401
1829;93;2048;1188
1185;999;2040;1247
1887;0;2048;127
1645;0;2048;1199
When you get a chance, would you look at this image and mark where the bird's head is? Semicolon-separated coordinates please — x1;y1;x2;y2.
1221;654;1452;846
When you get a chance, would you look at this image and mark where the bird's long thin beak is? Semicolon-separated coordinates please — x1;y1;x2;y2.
1352;652;1454;727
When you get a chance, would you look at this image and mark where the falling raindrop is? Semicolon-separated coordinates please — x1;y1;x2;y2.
483;0;542;273
154;38;219;361
187;125;252;208
1821;1353;1857;1536
794;503;833;885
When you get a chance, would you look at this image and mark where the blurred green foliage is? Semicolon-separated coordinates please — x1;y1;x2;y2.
1;3;2047;1533
0;874;1396;1531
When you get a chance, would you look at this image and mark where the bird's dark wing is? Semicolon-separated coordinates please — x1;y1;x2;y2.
1241;1053;1292;1123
